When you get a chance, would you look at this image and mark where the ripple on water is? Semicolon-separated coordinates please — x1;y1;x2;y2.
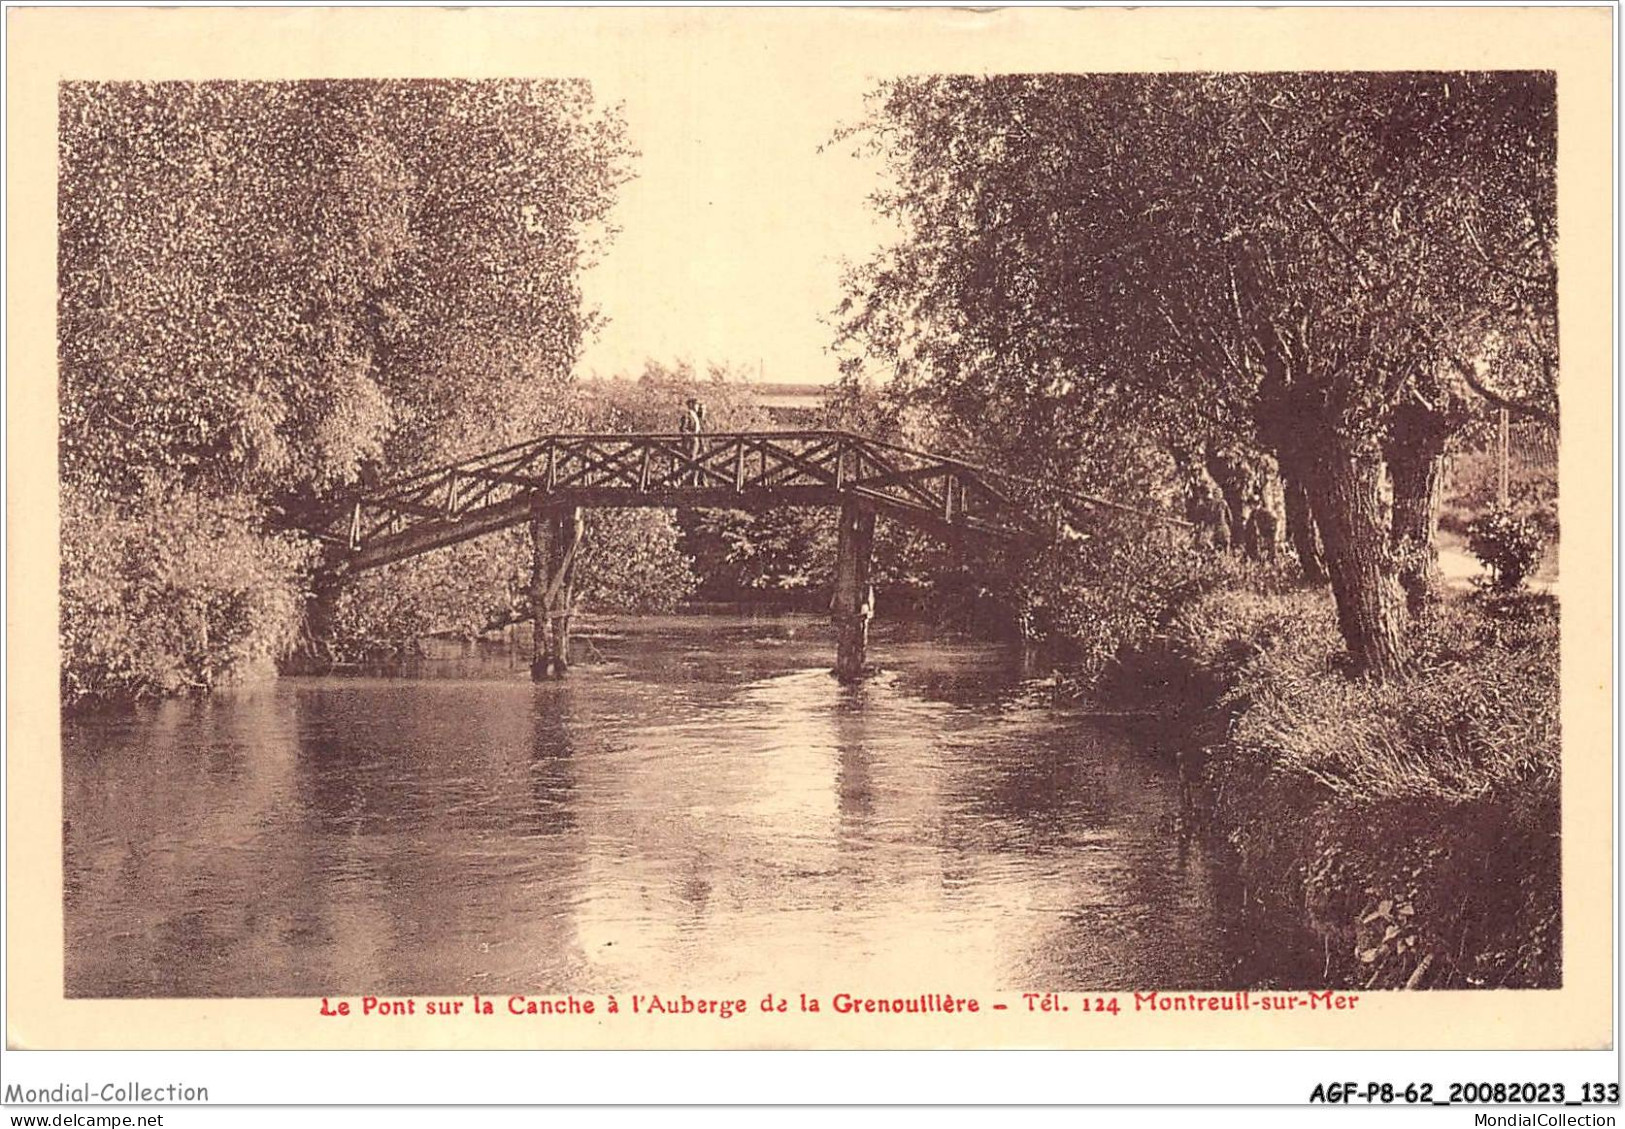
63;615;1238;996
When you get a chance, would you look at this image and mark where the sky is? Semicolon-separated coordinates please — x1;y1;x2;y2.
575;50;898;386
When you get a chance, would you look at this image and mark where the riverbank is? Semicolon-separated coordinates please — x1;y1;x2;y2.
1099;566;1561;990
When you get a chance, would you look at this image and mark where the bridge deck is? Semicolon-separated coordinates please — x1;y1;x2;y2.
315;430;1053;573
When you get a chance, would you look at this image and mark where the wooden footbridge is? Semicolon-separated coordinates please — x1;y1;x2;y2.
303;429;1166;681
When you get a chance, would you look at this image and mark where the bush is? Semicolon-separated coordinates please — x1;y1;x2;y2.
327;509;700;658
577;509;698;612
680;506;832;603
327;536;529;660
61;480;311;707
1466;508;1547;592
1441;446;1557;538
1013;517;1232;678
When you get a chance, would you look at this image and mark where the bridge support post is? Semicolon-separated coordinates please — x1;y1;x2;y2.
530;501;584;680
831;501;876;683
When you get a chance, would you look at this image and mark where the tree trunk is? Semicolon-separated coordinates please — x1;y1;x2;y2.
1302;445;1410;680
529;504;553;680
1241;460;1285;562
1279;466;1328;583
1175;446;1232;551
1386;418;1450;617
1204;448;1250;549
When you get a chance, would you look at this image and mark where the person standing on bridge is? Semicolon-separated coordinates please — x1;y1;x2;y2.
680;397;706;485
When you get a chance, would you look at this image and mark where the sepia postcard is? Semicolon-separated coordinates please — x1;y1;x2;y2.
5;4;1614;1054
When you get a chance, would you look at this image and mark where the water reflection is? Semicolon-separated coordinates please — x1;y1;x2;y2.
65;614;1238;997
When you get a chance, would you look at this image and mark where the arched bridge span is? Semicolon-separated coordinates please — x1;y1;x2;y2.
303;430;1167;681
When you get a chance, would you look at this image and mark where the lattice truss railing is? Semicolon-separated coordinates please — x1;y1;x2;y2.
310;431;1063;571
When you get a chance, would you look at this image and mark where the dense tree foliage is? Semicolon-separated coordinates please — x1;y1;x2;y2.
836;72;1556;677
60;80;633;703
60;481;312;702
61;80;632;501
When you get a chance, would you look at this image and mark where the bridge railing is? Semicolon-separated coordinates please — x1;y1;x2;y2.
310;429;1186;572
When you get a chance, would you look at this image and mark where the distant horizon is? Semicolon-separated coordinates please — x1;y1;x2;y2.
577;370;833;392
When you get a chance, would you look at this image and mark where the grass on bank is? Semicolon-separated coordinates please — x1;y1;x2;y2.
1170;580;1558;806
1128;564;1560;989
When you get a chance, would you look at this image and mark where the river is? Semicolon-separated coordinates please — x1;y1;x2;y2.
63;614;1247;997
